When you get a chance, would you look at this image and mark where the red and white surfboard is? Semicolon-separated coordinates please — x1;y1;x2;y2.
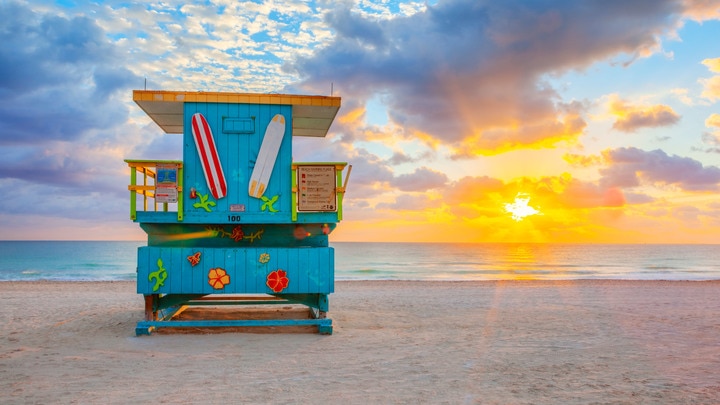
191;113;227;199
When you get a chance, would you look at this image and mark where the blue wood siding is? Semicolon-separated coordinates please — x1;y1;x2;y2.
137;246;334;295
182;102;293;223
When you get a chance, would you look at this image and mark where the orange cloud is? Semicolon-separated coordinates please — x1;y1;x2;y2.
682;0;720;21
607;95;681;132
700;76;720;102
563;153;605;167
703;113;720;148
700;58;720;102
444;176;506;205
707;113;720;129
454;108;586;157
702;57;720;73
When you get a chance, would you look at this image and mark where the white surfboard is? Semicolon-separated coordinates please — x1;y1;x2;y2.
249;114;285;198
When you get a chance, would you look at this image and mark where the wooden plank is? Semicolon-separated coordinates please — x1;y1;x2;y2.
137;318;332;329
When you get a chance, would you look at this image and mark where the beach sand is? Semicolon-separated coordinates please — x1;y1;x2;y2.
1;280;719;404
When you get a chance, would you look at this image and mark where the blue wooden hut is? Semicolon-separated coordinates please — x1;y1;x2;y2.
125;90;349;335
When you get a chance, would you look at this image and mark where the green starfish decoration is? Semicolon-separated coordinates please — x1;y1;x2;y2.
260;195;279;212
193;192;216;212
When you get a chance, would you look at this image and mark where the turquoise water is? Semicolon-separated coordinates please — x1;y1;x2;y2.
0;241;718;281
333;243;720;281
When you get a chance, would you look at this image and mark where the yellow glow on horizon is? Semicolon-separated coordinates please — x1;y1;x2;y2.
504;193;542;221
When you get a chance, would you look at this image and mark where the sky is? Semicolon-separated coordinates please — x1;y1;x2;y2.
1;0;720;243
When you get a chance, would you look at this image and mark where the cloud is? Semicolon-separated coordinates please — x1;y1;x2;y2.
670;88;695;105
607;95;681;132
376;193;438;211
700;76;720;102
392;167;449;192
289;0;690;156
563;153;604;168
707;113;720;129
0;2;150;227
555;181;626;208
699;113;720;153
324;5;387;49
682;0;720;21
453;100;587;157
386;151;416;165
444;176;506;206
702;57;720;73
0;2;139;145
600;147;720;191
699;58;720;102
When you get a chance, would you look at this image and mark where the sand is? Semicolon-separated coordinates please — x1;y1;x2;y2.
1;280;719;404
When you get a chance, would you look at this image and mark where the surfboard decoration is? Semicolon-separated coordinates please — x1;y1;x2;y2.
249;114;286;199
191;113;227;200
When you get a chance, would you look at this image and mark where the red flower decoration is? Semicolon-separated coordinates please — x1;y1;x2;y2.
231;225;244;242
266;269;289;293
187;252;201;266
208;268;230;289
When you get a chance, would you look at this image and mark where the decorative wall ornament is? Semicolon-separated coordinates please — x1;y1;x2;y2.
148;258;168;292
206;225;264;243
266;269;289;293
230;225;244;242
208;268;230;289
187;252;201;266
259;253;270;264
244;229;264;243
192;192;216;212
260;195;279;212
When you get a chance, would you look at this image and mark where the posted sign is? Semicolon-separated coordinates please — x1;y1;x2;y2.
155;164;179;204
297;165;337;212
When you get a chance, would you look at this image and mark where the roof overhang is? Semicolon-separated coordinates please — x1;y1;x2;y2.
133;90;341;137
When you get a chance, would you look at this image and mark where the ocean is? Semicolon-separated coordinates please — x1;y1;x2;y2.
0;241;718;282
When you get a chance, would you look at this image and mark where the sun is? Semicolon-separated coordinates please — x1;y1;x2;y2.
504;193;542;221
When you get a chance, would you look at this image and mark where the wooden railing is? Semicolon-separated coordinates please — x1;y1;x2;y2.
125;160;183;221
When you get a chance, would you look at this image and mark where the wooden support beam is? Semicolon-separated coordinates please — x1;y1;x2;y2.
143;294;157;321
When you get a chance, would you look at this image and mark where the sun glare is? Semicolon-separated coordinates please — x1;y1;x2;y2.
504;193;541;221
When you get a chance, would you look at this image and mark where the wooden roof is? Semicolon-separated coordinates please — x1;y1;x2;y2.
133;90;341;137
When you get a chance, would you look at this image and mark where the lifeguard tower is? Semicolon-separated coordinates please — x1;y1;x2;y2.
125;90;349;335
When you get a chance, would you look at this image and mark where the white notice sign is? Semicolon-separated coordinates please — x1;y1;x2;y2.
155;186;178;204
297;165;337;212
155;163;179;203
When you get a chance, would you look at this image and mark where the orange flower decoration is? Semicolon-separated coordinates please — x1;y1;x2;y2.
187;252;201;266
208;268;230;289
259;253;270;264
266;269;289;293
